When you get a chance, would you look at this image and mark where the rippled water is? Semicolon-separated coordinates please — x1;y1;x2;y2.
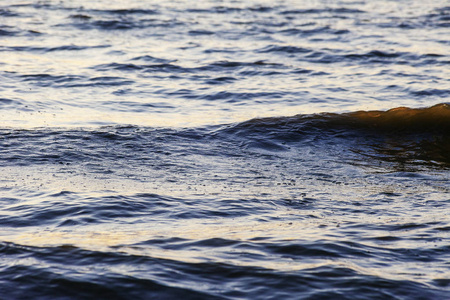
1;0;449;299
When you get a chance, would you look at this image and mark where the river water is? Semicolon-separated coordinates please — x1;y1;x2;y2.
0;0;449;299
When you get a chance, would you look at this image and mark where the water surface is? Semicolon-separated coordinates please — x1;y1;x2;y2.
0;0;449;299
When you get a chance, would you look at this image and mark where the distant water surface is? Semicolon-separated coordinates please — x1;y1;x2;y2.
0;0;449;299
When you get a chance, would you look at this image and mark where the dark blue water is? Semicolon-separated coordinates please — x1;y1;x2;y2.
1;1;449;299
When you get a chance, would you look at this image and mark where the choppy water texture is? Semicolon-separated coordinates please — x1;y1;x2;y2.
0;0;449;299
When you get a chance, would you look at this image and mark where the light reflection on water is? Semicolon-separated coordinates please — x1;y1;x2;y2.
1;0;448;128
1;0;449;298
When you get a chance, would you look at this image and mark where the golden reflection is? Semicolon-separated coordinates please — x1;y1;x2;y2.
3;219;334;271
351;135;450;170
345;104;450;168
348;103;450;129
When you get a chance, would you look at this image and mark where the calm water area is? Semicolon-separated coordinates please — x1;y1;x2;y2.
0;0;449;299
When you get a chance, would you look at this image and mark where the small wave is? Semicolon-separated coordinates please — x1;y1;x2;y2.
369;6;450;30
410;88;450;98
69;14;92;20
131;55;175;64
345;50;401;59
0;98;23;108
94;62;186;73
95;9;159;15
0;8;19;17
424;6;450;28
20;74;85;87
0;192;176;227
186;6;244;14
69;18;183;31
195;60;284;73
18;73;134;89
299;50;448;65
218;103;450;166
346;103;450;132
0;28;17;36
0;104;448;166
223;103;450;136
94;62;144;71
204;76;237;85
281;8;365;15
1;44;109;53
342;51;448;66
184;5;274;14
258;45;313;54
93;60;283;76
66;77;135;88
279;26;350;36
0;242;223;300
200;91;285;103
255;46;448;65
188;30;215;36
1;241;445;299
101;100;175;113
0;25;41;37
91;20;137;30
